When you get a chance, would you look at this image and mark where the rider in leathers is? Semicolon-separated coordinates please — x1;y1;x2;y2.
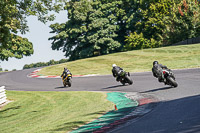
112;64;125;81
152;61;169;82
61;67;72;79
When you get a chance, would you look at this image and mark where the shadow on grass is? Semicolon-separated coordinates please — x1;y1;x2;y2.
82;111;106;117
68;106;136;133
0;113;18;118
0;106;21;118
0;106;21;113
141;86;172;93
49;107;135;132
50;121;86;132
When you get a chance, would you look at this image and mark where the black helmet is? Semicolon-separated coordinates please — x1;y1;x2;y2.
153;61;158;65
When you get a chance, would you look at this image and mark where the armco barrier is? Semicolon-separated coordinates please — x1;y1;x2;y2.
0;86;7;105
172;36;200;46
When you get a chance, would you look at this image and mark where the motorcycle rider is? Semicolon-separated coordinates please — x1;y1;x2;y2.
152;61;169;82
112;64;128;81
61;67;72;79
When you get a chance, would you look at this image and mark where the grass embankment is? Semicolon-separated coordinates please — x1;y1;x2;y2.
38;43;200;76
0;91;113;133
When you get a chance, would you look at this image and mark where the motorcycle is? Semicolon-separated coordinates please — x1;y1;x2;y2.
162;69;178;87
61;73;72;87
118;70;133;85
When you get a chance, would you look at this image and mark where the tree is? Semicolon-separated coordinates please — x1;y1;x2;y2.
125;0;200;48
23;64;29;69
49;0;177;59
0;0;65;61
49;0;129;60
162;0;200;45
49;0;200;58
59;59;68;63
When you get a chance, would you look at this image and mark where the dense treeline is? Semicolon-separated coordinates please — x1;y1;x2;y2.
23;59;68;69
1;0;200;62
49;0;200;60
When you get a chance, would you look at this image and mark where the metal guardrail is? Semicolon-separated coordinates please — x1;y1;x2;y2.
172;36;200;46
0;86;7;105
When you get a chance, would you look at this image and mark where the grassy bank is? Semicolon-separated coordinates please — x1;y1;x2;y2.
0;91;113;133
38;43;200;76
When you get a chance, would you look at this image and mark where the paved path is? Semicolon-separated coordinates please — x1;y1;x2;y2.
0;68;200;133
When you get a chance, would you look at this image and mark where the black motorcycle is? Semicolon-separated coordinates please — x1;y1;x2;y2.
118;71;133;85
162;69;178;87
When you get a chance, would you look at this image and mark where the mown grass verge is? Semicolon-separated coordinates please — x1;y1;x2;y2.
38;43;200;76
0;91;113;133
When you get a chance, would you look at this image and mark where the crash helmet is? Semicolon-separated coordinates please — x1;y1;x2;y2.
112;64;117;67
153;61;158;65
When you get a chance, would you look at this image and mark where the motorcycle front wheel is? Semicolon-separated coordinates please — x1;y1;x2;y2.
167;76;178;87
125;75;133;85
63;82;67;87
120;80;126;85
68;78;72;87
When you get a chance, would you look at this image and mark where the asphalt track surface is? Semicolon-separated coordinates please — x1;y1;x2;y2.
0;68;200;133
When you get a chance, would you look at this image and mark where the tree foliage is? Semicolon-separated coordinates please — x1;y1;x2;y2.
49;0;124;60
23;58;68;69
0;0;65;61
49;0;200;59
162;0;200;44
125;0;200;49
124;32;158;50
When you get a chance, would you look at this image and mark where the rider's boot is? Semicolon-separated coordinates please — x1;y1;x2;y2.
116;76;120;82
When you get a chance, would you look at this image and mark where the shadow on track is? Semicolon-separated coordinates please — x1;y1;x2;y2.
114;94;200;133
141;86;172;93
55;86;67;89
102;84;124;89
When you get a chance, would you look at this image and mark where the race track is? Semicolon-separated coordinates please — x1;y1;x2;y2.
0;68;200;133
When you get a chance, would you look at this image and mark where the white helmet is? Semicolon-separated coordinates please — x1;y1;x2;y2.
112;64;117;67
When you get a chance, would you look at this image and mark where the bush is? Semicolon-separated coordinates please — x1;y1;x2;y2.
124;32;160;51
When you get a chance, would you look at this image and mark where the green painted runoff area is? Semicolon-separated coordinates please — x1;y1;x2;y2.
70;92;139;133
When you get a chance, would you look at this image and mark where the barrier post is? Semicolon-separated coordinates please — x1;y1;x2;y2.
0;86;7;105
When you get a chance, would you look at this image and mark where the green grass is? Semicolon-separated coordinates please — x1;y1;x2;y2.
0;91;113;133
38;43;200;76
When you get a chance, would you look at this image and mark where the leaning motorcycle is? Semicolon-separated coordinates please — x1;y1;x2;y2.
118;70;133;85
61;73;72;87
162;69;178;87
